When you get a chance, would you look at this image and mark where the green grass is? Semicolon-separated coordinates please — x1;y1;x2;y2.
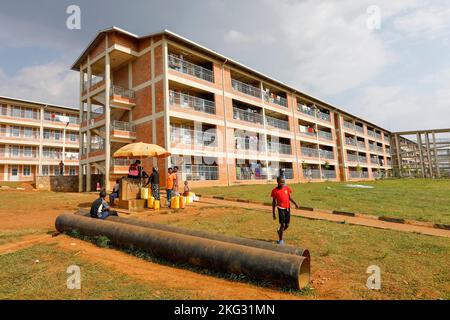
194;179;450;224
167;206;450;299
0;229;46;245
0;243;197;300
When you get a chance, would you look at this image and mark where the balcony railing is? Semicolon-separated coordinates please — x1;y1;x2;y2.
268;142;291;155
83;75;105;91
233;108;263;124
111;158;133;166
347;154;358;162
1;108;40;120
319;149;334;160
111;120;135;133
303;169;321;179
345;138;357;146
369;144;377;151
375;133;382;140
90;106;104;120
2;151;39;159
1;132;39;140
349;171;369;178
170;127;217;147
318;131;332;140
169;90;216;115
301;147;319;158
299;127;317;138
371;158;379;165
179;164;218;181
168;54;214;83
357;141;366;149
231;79;262;98
236;165;267;180
110;85;135;99
344;121;355;130
266;116;289;131
358;156;368;163
367;130;376;138
322;169;337;179
297;104;331;122
268;168;294;180
235;137;265;152
264;93;287;108
355;125;364;134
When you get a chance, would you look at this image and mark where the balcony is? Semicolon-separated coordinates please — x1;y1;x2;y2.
111;120;135;133
266;116;289;131
268;167;294;180
297;104;331;122
1;150;39;159
235;136;265;153
345;138;357;147
357;141;366;149
349;171;369;179
321;169;337;179
268;142;291;155
0;107;40;121
319;149;334;160
82;75;105;93
367;130;376;138
263;92;287;108
0;131;39;141
232;79;262;99
369;144;377;152
233;107;263;125
318;130;332;140
110;85;136;107
301;147;320;158
344;121;355;130
303;169;321;179
355;125;364;134
178;164;219;181
90;106;105;122
169;90;215;115
170;127;217;148
168;54;214;83
375;132;382;140
358;156;368;163
347;153;358;162
371;157;379;165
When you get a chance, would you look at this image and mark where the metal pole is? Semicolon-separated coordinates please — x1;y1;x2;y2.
432;132;441;178
394;134;402;178
417;133;425;178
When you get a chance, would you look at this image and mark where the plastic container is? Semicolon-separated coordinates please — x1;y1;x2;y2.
171;196;180;209
147;196;155;209
140;187;149;200
153;200;160;210
179;196;185;209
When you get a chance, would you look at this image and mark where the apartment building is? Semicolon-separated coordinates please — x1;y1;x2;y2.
72;27;392;191
0;96;80;182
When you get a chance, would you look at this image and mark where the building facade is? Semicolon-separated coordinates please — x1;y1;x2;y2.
72;27;392;191
0;96;80;182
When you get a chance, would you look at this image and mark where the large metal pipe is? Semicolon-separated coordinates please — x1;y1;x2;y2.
106;216;310;259
56;214;310;289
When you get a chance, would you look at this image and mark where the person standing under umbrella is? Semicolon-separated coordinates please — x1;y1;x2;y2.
149;167;160;200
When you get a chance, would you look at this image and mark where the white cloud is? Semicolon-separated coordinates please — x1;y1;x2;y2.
393;5;450;40
225;29;275;45
0;61;78;108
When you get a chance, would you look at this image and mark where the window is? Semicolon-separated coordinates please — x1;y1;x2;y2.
42;165;49;176
43;129;50;140
69;132;77;142
54;131;61;141
10;126;20;137
12;106;21;118
69;167;76;176
23;146;32;157
23;165;31;177
0;104;7;116
54;165;61;176
24;127;33;138
24;108;33;119
11;146;20;157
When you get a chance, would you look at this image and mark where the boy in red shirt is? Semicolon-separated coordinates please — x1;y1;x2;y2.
271;177;299;245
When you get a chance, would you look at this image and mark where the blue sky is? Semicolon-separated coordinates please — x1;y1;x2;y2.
0;0;449;131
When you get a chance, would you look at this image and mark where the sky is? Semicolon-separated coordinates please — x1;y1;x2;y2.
1;0;450;131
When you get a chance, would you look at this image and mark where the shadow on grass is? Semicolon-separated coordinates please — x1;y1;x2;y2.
64;230;314;297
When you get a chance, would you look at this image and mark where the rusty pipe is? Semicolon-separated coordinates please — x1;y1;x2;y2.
106;216;310;259
56;214;310;289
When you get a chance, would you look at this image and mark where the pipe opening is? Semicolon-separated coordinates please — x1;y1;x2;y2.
297;258;311;290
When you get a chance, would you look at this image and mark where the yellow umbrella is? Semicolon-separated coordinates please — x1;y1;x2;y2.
113;142;171;159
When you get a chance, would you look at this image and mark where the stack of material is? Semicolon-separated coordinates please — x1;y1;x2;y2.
55;213;311;290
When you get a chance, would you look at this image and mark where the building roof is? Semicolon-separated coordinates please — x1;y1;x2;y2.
71;26;392;133
0;95;78;112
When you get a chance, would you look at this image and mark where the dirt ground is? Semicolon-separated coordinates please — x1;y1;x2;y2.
1;189;448;299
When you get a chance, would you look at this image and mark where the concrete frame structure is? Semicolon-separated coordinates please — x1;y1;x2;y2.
0;96;80;182
72;27;393;191
391;129;450;178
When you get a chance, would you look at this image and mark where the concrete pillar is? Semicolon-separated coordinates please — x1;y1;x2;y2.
38;106;44;176
104;51;111;192
433;131;441;178
424;132;433;178
86;58;92;192
394;134;402;178
78;68;84;192
417;133;425;178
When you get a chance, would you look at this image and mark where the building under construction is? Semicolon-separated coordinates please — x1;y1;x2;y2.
391;129;450;178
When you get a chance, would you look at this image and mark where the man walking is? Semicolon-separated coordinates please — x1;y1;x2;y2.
271;177;299;245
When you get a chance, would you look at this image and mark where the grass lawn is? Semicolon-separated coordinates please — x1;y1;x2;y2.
0;243;192;300
166;206;450;299
194;179;450;224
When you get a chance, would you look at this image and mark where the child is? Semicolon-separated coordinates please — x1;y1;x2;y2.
109;179;120;207
183;181;190;197
271;177;299;245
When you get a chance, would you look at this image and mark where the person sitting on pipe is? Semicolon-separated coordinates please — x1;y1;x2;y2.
271;177;299;245
90;190;118;219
